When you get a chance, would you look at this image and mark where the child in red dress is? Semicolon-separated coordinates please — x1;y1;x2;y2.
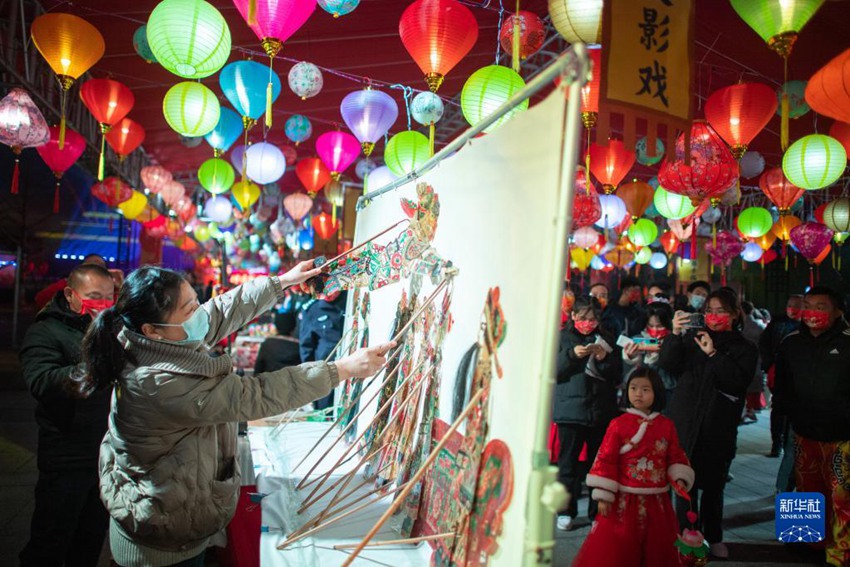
572;367;695;567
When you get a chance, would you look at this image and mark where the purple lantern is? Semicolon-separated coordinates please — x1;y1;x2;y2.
230;144;247;172
340;88;398;158
790;222;833;261
705;230;744;266
315;131;360;178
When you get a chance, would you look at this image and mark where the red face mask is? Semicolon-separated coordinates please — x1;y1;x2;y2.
786;307;802;321
705;313;732;332
646;327;670;339
71;290;114;316
800;309;831;331
626;289;641;304
574;319;599;335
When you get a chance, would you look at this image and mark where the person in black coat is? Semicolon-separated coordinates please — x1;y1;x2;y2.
659;289;758;559
554;296;622;531
254;309;301;375
18;264;115;567
601;275;646;338
299;291;347;410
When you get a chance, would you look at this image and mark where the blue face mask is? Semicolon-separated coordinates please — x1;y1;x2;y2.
689;294;706;310
157;308;210;344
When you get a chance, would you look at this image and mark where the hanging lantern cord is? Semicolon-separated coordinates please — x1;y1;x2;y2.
262;38;282;132
495;0;505;65
404;87;413;131
780;56;790;151
512;0;521;73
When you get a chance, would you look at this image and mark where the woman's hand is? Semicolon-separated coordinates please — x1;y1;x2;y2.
588;344;607;360
574;345;592;358
597;500;610;517
694;331;716;356
673;311;690;335
624;342;641;360
278;260;323;289
335;341;397;381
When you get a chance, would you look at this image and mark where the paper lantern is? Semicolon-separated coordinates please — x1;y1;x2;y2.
133;25;157;64
312;212;339;240
220;60;282;126
284;192;314;221
740;150;766;178
315;131;360;177
649;252;668;270
823;198;850;233
635;136;664;166
232;180;261;211
594;194;627;229
285;115;312;145
755;231;777;251
617;179;654;220
605;247;635;268
658;121;738;205
628;218;658;247
340;89;398;156
668;218;697;242
160;180;186;206
281;145;298;167
589;140;635;193
204;195;233;223
355;158;377;180
80;78;135;180
92;177;133;208
324;178;344;207
572;166;601;229
570;247;594;271
246;142;286;184
653;185;695;220
141;166;172;194
399;0;479;92
194;224;211;242
385;131;430;176
461;65;528;132
705;82;778;159
296;158;332;196
318;0;359;17
204;107;243;155
741;242;764;262
198;158;235;194
737;207;773;238
163;82;220;137
777;80;810;118
365;165;398;192
782;134;846;190
147;0;230;79
805;48;850;124
772;214;802;241
633;247;651;265
701;206;722;224
548;0;603;44
229;145;247;172
36;125;85;212
730;0;823;57
288;62;324;100
759;167;804;214
0;89;50;195
659;231;679;255
572;226;599;249
411;92;444;126
118;191;148;220
829;121;850;158
499;11;545;60
835;232;849;245
589;255;609;271
105;118;145;160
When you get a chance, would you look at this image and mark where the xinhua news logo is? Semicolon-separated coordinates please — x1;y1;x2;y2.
775;492;826;543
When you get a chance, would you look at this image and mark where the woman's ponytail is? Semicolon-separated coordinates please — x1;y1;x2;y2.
78;306;127;397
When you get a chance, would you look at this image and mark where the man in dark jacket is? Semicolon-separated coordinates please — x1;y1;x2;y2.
254;309;301;375
774;286;850;567
601;275;646;338
299;291;347;410
19;264;115;567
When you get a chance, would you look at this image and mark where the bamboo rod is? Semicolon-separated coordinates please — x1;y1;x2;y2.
321;219;409;268
333;532;455;550
339;388;487;566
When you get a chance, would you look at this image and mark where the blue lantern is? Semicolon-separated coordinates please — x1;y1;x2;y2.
635;136;665;166
219;60;282;124
318;0;360;17
204;107;243;154
133;25;157;64
285;115;312;145
299;226;314;250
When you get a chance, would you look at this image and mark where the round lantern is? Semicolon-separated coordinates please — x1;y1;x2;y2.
627;218;658;247
739;150;766;178
283;192;314;222
759;167;804;214
356;158;377;179
204;107;242;155
737;206;773;238
118;191;148;220
141;166;172;194
204;195;233;223
340;89;398;156
159;180;186;207
461;65;528;133
180;135;203;148
805;48;850;124
296;158;332;196
385;131;430;176
220;60;282;125
230;145;247;172
285;115;312;145
312;212;339;240
589;140;636;192
635;136;664;166
288;62;324;100
634;247;652;264
133;25;157;64
702;206;722;224
658;121;738;204
281;145;298;166
782;134;846;190
548;0;603;44
315;131;360;177
829;121;850;157
105;117;145;159
704;82;777;159
198;158;235;194
412;92;445;126
232;180;261;211
617;179;654;220
649;252;668;270
572;226;599;249
365;165;398;192
147;0;231;79
246;142;286;184
594;194;627;229
318;0;360;17
741;242;764;262
823;197;850;233
399;0;479;92
772;214;802;241
499;11;545;60
163;82;220;137
654;185;695;220
193;224;211;242
777;80;810;118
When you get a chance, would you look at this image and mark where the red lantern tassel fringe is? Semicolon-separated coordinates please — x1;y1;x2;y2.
10;157;20;195
53;181;60;214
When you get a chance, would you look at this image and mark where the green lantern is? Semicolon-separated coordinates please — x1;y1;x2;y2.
146;0;231;79
461;65;528;133
653;186;695;220
782;134;846;190
384;130;430;177
635;247;653;265
737;206;774;238
198;157;234;195
193;224;211;242
163;82;220;137
627;218;658;247
729;0;824;57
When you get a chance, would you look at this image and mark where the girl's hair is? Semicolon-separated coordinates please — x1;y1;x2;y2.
623;366;666;413
646;302;673;329
571;295;602;319
706;288;743;327
77;266;185;397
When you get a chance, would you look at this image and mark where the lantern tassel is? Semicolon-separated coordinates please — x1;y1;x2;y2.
265;80;273;129
429;122;435;157
98;134;106;181
690;236;696;259
59;115;66;151
511;1;521;73
248;0;257;25
10;155;20;195
332;204;337;225
781;57;790;151
53;180;60;214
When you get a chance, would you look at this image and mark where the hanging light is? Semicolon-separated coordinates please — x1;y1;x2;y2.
324;178;345;207
91;177;133;208
315;131;360;179
548;0;603;44
399;0;479;92
649;252;668;270
246;142;286;184
635;136;665;166
461;65;528;133
284;192;314;221
219;60;282;132
572;226;600;249
739;150;766;179
589;140;635;193
411;91;444;156
772;214;802;241
737;206;774;238
653;185;695;220
759;167;804;214
741;242;765;262
828;121;850;157
80;78;135;180
232;180;261;211
385;131;430;176
0;89;50;195
617;179;654;220
777;80;810;118
782;134;846;190
288;62;324;100
312;212;340;240
318;0;360;17
790;221;833;285
499;11;546;62
805;48;850;124
285;115;313;146
355;158;377;180
823;197;850;233
163;82;220;138
594;194;627;229
659;231;680;256
296;158;332;196
340;88;398;157
198;158;235;194
204;195;233;223
572;166;601;229
105;117;145;161
36;125;85;212
133;25;157;64
365;165;398;192
579;46;602;129
204;107;243;156
627;218;659;247
117;190;148;221
704;82;778;159
147;0;231;79
140;166;172;194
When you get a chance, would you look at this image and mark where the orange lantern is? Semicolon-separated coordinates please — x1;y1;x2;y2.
605;247;635;268
296;157;332;197
578;46;601;129
759;167;804;215
828;121;850;158
589;139;635;193
772;214;802;241
813;244;831;265
704;82;777;159
80;79;135;180
105;117;145;161
30;13;104;149
805;48;850;124
755;231;777;251
617;179;654;220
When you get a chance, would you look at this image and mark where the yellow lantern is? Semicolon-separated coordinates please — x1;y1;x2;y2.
118;190;148;220
232;180;260;210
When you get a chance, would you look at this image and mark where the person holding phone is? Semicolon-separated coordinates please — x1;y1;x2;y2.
658;289;758;560
622;302;677;410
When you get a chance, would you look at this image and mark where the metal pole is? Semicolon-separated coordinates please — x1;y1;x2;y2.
12;245;22;347
19;0;30;82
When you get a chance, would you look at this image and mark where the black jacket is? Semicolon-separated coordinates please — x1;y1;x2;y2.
254;336;301;374
758;315;800;371
659;330;758;459
601;301;646;338
19;293;111;471
299;297;345;363
774;320;850;442
553;325;622;427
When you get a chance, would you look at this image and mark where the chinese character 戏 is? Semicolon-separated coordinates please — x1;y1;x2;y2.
638;7;670;52
636;60;669;107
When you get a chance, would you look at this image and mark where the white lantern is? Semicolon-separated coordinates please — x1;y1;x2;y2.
572;226;599;249
649;252;668;270
594;194;627;229
702;206;722;224
204;195;232;224
739;151;765;179
356;158;377;179
288;62;323;100
549;0;603;44
246;142;285;184
741;242;764;262
365;165;398;192
590;255;608;270
411;91;444;126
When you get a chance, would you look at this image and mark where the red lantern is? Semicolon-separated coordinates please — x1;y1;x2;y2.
499;11;545;61
617;179;654;220
704;83;777;159
814;203;826;224
759;167;804;214
828;121;850;158
659;231;679;255
658;121;738;205
79;78;134;180
572;166;601;229
399;0;479;92
805;48;850;124
105;117;145;160
589;139;635;193
91;176;132;207
312;212;339;240
296;157;331;196
36;125;85;212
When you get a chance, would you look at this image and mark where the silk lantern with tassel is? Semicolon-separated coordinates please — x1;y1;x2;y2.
759;167;803;214
140;166;172;194
204;107;243;156
36;125;85;212
705;82;777;160
118;190;148;220
0;89;49;194
618;179;654;220
340;88;398;158
296;157;331;196
232;180;261;211
589;140;635;193
411;91;444;156
288;62;324;100
399;0;479;92
316;131;360;179
572;165;602;229
790;222;833;286
312;211;339;240
805;47;850;124
147;0;231;79
80;78;134;181
220;60;282;134
30;13;104;150
324;178;344;225
499;10;545;70
91;177;133;210
105;118;145;162
284;192;313;222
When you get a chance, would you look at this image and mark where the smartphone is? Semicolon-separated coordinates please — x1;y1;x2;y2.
685;313;705;328
631;337;659;346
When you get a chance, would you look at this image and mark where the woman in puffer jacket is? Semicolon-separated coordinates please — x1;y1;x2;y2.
78;263;392;567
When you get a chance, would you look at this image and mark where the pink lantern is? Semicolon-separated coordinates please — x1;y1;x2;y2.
572;166;602;229
668;217;699;242
0;88;50;194
315;130;360;178
706;231;744;266
790;222;834;286
160;180;186;206
36;125;86;212
572;226;599;249
283;192;313;221
140;165;172;194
